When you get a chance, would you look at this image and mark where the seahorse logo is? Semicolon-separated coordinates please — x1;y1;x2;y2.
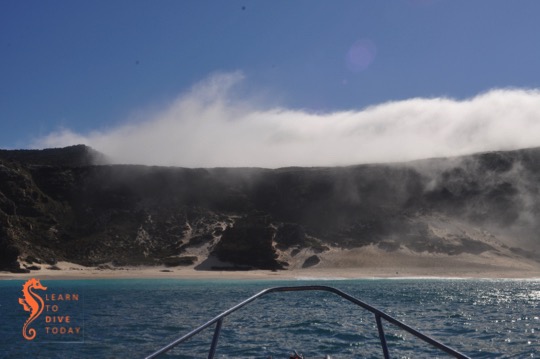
18;278;48;340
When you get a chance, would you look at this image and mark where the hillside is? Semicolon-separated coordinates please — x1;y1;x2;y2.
1;145;539;274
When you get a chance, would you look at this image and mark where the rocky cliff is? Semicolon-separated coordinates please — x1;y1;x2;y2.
1;145;539;272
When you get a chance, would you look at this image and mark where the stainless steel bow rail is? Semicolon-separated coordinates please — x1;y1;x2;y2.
145;285;471;359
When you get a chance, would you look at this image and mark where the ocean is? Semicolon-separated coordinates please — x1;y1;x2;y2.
1;278;539;358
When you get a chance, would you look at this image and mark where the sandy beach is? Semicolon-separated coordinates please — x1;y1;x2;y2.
3;245;540;280
2;265;539;281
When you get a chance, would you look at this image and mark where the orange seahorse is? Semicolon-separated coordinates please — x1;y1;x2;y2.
18;278;48;340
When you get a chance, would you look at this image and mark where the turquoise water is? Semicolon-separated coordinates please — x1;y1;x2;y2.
1;278;539;358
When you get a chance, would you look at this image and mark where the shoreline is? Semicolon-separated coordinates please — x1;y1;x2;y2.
2;262;540;281
4;246;540;281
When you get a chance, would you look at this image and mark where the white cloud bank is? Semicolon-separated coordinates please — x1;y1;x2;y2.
34;72;540;168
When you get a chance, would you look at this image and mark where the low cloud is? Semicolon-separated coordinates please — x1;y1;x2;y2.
34;72;540;168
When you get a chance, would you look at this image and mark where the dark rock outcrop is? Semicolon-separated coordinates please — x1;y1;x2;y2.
161;256;198;267
211;215;283;270
302;255;320;268
0;235;24;272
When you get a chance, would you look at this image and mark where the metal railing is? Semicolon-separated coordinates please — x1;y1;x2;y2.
145;285;471;359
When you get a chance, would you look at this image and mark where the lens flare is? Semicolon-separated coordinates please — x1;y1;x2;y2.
346;39;377;72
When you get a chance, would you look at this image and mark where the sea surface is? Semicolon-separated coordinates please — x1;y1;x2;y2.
1;278;539;358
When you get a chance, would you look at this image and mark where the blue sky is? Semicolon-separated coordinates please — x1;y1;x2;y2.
2;1;540;167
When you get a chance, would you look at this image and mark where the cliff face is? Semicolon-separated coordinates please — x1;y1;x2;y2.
1;145;539;272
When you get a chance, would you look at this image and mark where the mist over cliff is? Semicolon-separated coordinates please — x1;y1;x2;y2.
1;145;539;273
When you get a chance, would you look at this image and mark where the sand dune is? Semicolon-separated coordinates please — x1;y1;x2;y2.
2;246;539;280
